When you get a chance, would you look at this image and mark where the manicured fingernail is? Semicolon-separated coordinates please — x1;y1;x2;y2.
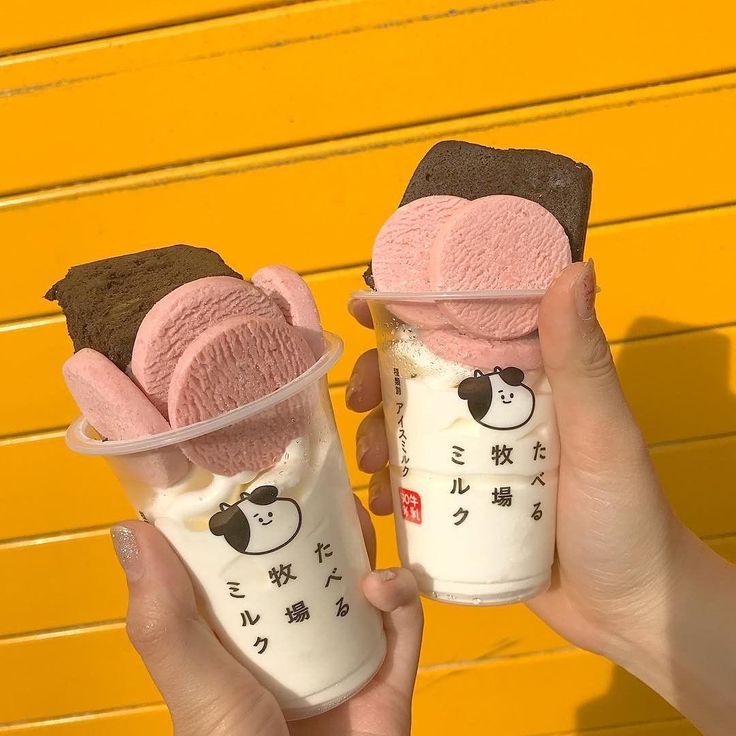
373;568;398;582
573;259;596;320
111;525;143;582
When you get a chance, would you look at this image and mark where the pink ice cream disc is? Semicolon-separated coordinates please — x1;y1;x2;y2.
168;315;316;476
430;195;570;339
131;276;284;417
252;265;324;359
421;328;542;371
372;195;469;328
63;348;190;488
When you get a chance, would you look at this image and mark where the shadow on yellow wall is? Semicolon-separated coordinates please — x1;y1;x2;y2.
576;316;736;732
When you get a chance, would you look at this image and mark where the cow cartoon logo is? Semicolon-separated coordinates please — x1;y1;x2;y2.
209;484;302;554
457;367;535;430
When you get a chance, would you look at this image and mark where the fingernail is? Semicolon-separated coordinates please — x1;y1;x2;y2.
111;525;143;582
345;373;362;408
573;259;596;320
373;568;398;582
368;476;378;510
357;435;371;471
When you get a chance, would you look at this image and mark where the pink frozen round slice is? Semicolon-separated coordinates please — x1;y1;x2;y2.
168;315;316;476
252;264;324;359
421;328;542;371
63;348;190;488
372;195;469;327
430;195;570;339
131;276;284;417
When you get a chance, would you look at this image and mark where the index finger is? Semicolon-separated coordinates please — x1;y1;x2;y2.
348;298;374;329
354;495;377;568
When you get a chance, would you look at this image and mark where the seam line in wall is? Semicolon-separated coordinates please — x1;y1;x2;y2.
1;68;735;206
0;701;164;731
0;0;546;63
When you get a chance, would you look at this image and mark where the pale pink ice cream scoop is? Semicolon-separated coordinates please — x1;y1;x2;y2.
131;276;284;417
168;315;316;476
371;195;468;328
63;348;190;487
429;195;570;339
252;265;324;360
421;328;542;371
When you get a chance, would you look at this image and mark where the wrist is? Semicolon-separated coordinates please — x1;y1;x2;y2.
595;516;695;665
603;527;736;734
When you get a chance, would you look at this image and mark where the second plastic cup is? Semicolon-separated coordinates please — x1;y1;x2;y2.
66;332;386;719
361;293;559;605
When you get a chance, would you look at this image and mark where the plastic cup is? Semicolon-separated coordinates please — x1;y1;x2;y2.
66;332;386;719
357;291;559;606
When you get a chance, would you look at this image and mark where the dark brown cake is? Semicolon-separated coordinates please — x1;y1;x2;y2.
45;244;242;370
401;141;592;260
364;141;593;286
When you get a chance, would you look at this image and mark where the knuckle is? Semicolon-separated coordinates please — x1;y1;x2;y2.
358;408;384;435
126;600;185;654
583;332;617;382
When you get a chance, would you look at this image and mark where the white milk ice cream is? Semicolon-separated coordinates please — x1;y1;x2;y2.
375;321;559;604
149;429;385;717
67;333;386;719
362;142;592;605
54;248;386;716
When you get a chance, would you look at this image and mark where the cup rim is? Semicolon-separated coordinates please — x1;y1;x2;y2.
351;288;545;302
65;331;344;457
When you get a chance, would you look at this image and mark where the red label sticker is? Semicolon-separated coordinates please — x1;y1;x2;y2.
400;488;422;524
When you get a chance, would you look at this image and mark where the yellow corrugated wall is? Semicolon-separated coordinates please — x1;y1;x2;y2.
0;1;734;733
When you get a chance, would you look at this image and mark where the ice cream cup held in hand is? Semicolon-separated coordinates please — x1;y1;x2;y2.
67;332;386;719
356;292;558;606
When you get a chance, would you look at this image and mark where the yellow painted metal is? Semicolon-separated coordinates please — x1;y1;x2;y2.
0;472;736;665
2;76;736;322
558;722;697;736
0;2;305;56
0;268;366;436
592;205;736;341
2;318;734;450
414;540;736;735
4;429;734;548
2;536;732;728
0;714;698;736
0;705;170;735
0;624;160;724
1;1;734;732
3;203;736;436
0;433;132;541
413;651;677;735
610;327;736;445
0;531;125;637
1;1;735;194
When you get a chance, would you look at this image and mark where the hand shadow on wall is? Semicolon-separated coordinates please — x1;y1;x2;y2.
575;316;735;734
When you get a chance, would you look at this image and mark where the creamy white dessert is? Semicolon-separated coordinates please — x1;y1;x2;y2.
378;324;559;604
141;419;386;718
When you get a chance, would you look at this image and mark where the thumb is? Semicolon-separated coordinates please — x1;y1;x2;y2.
362;568;423;698
538;260;648;469
111;521;288;736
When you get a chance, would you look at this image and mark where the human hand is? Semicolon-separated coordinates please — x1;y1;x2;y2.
347;260;681;651
110;499;422;736
348;261;736;733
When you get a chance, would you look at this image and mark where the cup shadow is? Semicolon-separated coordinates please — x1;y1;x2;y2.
575;316;735;733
